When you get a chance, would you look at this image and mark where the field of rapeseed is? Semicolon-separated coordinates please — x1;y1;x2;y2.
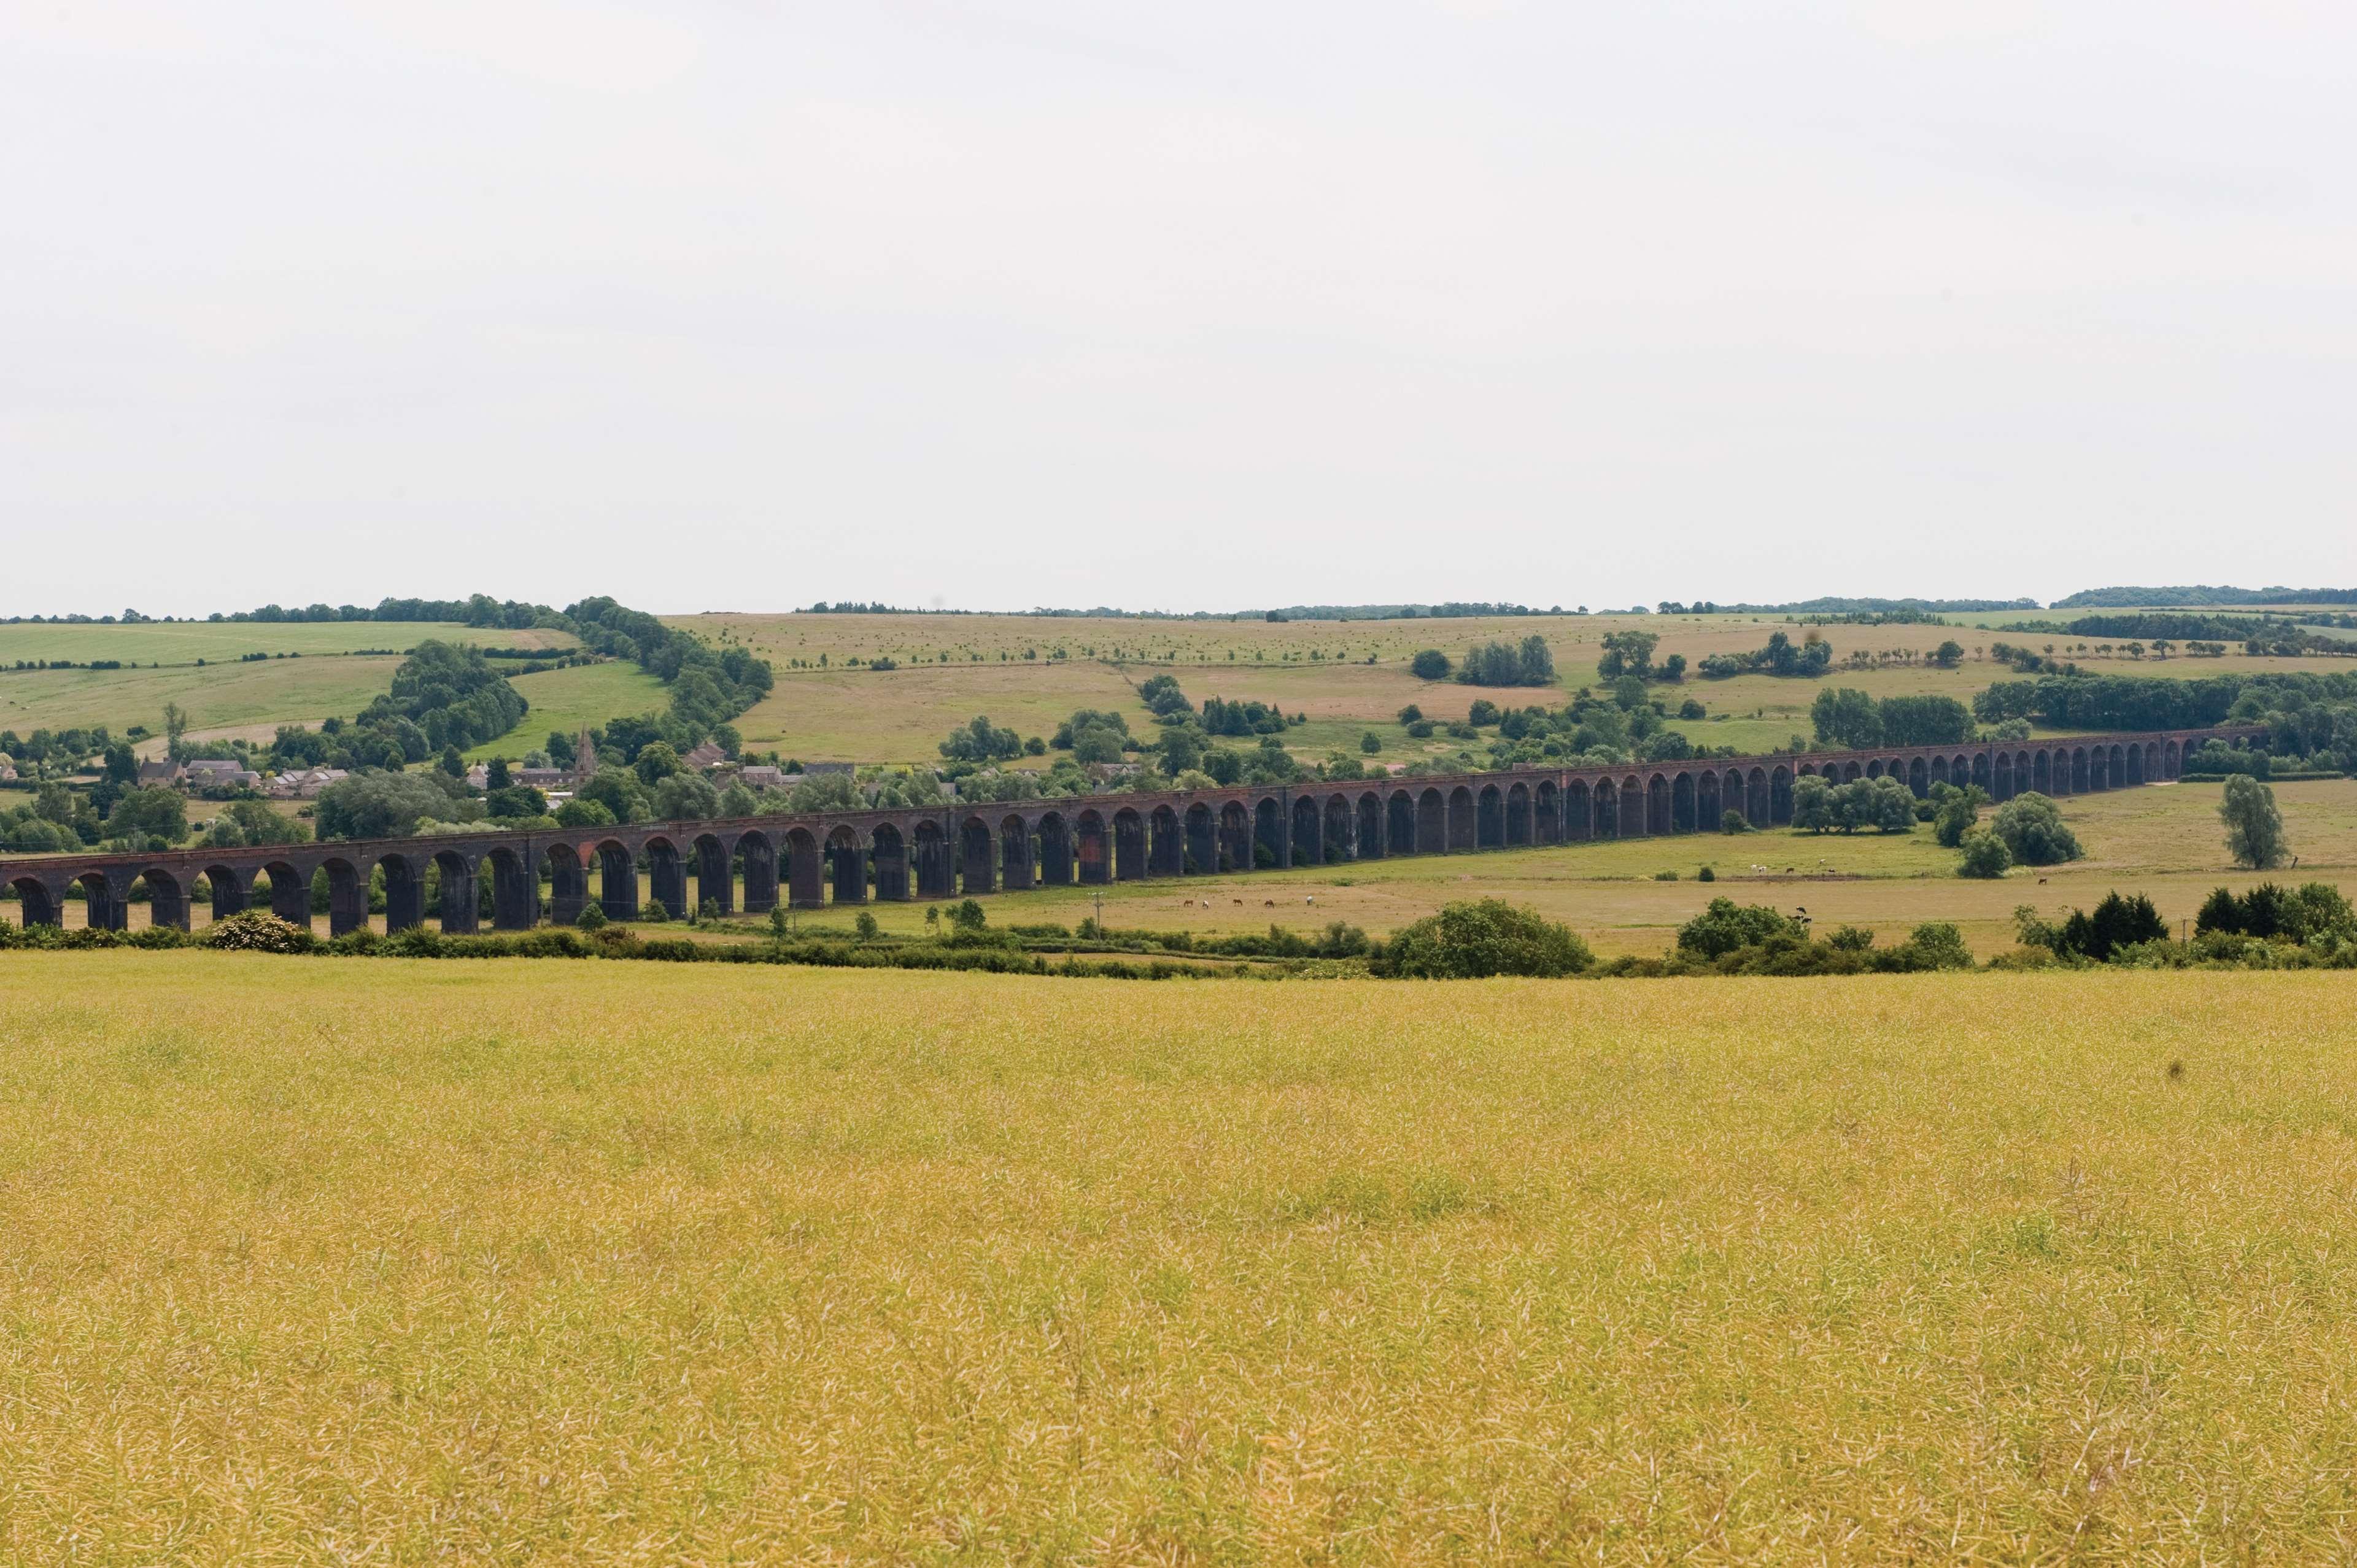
4;953;2355;1561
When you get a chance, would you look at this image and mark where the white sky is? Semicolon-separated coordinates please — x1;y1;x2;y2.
4;1;2354;617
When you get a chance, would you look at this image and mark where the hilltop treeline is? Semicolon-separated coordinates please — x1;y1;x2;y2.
2053;585;2357;609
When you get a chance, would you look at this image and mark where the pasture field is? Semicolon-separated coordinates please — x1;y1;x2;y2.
0;619;575;666
465;661;671;762
0;622;575;746
4;956;2356;1561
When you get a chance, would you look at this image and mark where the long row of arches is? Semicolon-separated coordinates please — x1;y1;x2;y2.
2;731;2229;933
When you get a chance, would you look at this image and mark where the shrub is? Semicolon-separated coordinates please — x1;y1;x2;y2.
854;911;879;939
1956;828;2012;879
205;911;315;954
1678;898;1803;959
1697;865;1715;882
1410;650;1451;681
1825;925;1875;951
1991;792;2081;865
1720;809;1750;834
1898;921;1972;970
1380;898;1593;978
576;904;608;932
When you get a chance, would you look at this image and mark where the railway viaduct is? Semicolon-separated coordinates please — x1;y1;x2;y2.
1;727;2259;935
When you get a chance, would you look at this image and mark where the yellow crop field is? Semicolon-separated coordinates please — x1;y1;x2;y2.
5;954;2356;1561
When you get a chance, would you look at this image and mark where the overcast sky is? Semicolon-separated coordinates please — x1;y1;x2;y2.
4;2;2354;617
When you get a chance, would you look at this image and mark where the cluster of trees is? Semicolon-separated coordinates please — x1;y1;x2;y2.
0;765;199;853
1371;899;1593;978
1808;689;1975;749
1663;898;1974;974
2013;893;2169;962
2197;882;2355;943
1593;630;1681;683
1453;636;1557;687
1198;696;1296;736
1697;630;1833;679
1972;671;2357;774
939;715;1028;763
1790;774;1916;835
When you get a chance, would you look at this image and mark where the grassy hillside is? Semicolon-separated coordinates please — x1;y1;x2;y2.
676;610;2347;765
6;955;2355;1559
463;662;671;762
0;621;576;747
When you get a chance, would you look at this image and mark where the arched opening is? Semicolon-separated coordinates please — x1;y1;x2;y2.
1930;755;1949;789
1037;812;1072;886
1968;753;1987;791
786;827;825;908
1505;782;1531;846
960;816;996;894
1906;757;1929;798
1533;780;1558;844
1387;792;1416;855
199;863;247;923
260;859;309;928
911;819;951;899
1185;803;1217;873
1292;795;1322;866
1417;789;1447;854
72;871;123;932
1150;805;1186;875
1476;784;1504;849
867;825;905;901
738;830;781;911
1592;779;1617;838
1322;795;1353;861
1564;779;1590;842
1841;762;1862;784
141;868;189;932
1994;752;2014;801
2071;748;2089;793
1865;759;1884;780
325;856;370;936
1695;771;1719;829
1254;797;1285;867
9;876;60;927
1000;814;1034;890
1076;810;1110;884
693;833;732;915
2163;739;2180;779
544;844;587;925
1746;768;1769;828
1603;778;1640;839
1670;773;1696;835
1113;807;1147;879
1646;774;1669;836
1223;800;1255;870
1770;766;1793;826
828;825;867;904
643;836;686;919
1355;793;1384;859
432;850;479;933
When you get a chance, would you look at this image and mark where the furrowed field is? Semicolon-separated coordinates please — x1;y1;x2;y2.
6;956;2357;1561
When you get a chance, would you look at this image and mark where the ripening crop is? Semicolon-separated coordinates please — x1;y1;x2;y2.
4;952;2355;1562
